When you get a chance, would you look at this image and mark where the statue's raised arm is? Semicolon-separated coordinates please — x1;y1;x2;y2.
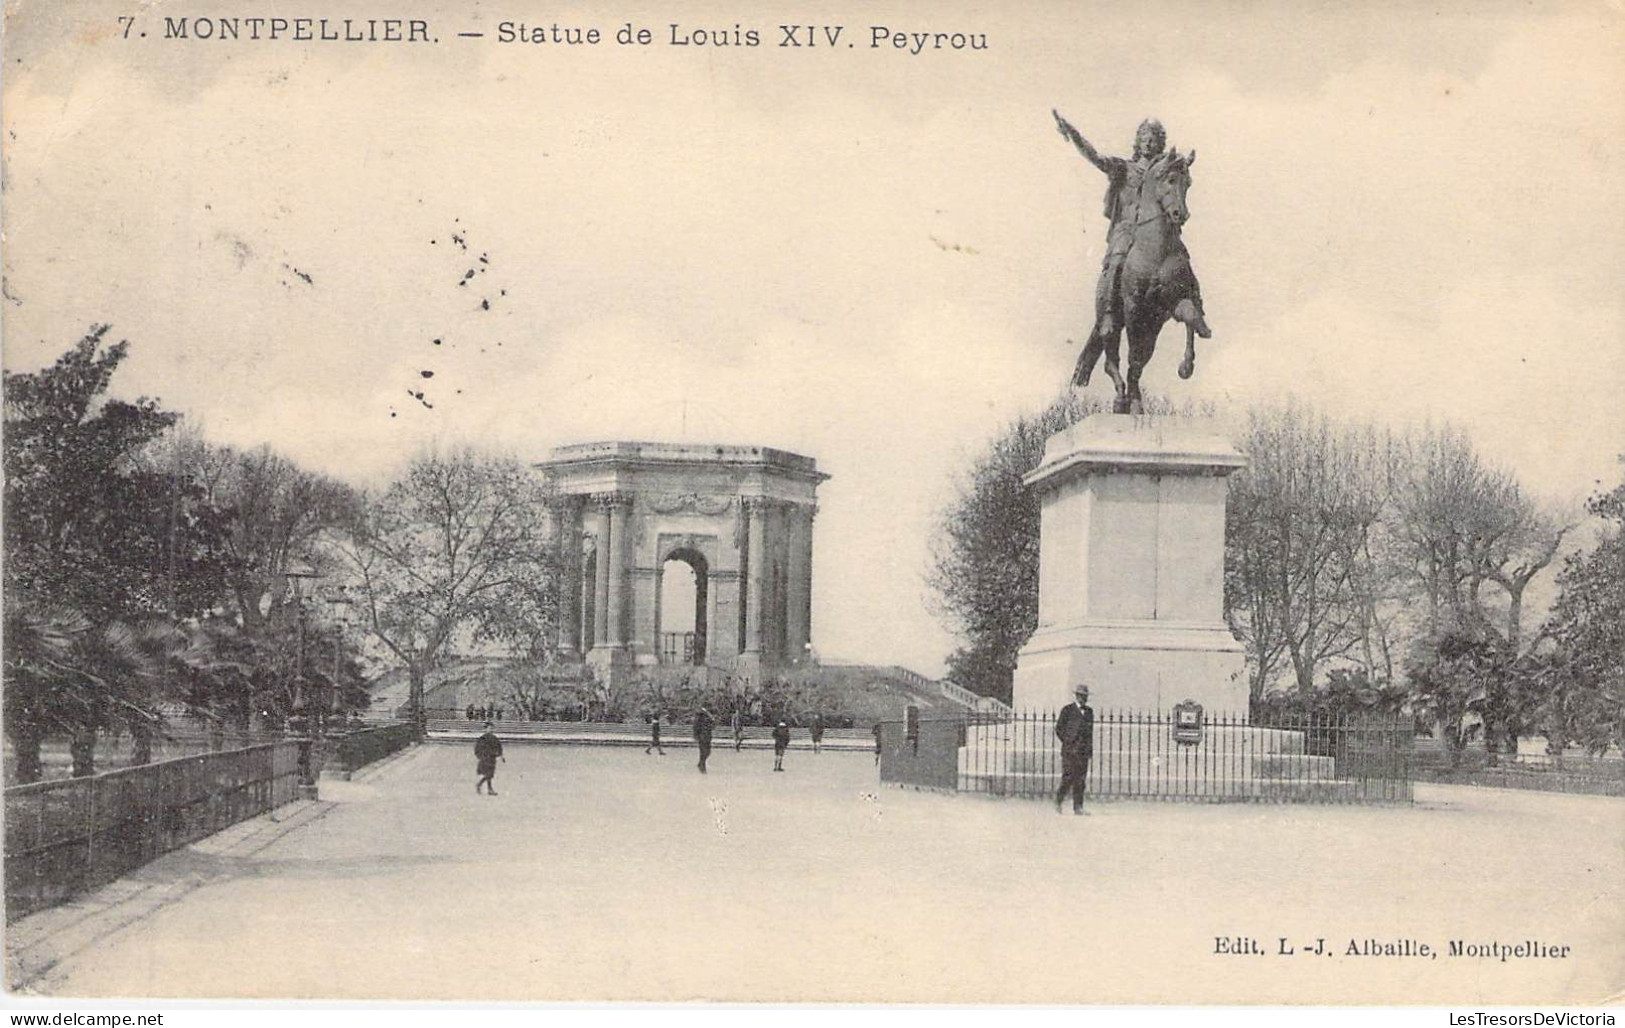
1053;109;1114;174
1054;112;1213;413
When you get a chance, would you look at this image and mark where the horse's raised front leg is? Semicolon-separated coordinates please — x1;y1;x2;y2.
1172;297;1206;380
1173;296;1211;339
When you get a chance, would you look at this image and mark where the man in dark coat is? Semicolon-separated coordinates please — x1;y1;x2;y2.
810;714;825;754
871;721;883;765
646;712;665;755
772;721;791;772
1054;684;1095;814
474;722;504;795
693;707;715;774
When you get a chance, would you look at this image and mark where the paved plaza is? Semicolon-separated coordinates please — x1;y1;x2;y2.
8;742;1622;1004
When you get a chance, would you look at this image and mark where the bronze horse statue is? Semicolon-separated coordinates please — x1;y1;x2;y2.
1071;147;1211;414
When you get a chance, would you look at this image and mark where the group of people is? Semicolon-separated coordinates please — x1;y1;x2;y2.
465;704;504;722
471;709;855;792
664;709;824;774
470;691;1076;797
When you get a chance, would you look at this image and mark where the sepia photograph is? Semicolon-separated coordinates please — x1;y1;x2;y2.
2;0;1622;1011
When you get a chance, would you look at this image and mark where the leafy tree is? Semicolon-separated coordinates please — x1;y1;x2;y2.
3;601;98;781
1406;629;1509;768
928;392;1107;702
1534;464;1625;758
181;439;361;636
121;430;368;735
1;599;226;779
1253;667;1410;721
3;330;236;780
4;327;231;624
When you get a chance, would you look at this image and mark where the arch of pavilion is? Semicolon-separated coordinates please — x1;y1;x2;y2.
536;441;827;685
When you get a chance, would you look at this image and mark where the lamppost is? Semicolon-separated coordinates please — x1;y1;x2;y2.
284;564;323;799
323;585;354;729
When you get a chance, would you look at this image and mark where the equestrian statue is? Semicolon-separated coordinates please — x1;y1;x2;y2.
1054;110;1211;414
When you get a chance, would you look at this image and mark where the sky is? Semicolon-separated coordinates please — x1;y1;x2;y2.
4;0;1623;675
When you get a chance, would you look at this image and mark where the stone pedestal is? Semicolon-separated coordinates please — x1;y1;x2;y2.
1012;415;1249;715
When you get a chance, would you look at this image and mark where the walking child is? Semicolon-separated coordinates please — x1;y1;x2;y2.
694;706;715;774
772;721;791;772
474;722;504;795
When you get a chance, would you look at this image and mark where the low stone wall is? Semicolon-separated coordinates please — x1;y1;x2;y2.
1414;766;1624;797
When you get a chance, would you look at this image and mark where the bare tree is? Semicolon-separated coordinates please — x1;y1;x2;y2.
336;448;555;730
1225;403;1397;701
1393;425;1515;637
1392;425;1574;762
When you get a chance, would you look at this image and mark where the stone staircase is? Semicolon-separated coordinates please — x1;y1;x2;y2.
826;662;1012;717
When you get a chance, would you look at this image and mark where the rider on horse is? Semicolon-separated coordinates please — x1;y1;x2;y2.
1062;117;1171;341
1054;113;1212;401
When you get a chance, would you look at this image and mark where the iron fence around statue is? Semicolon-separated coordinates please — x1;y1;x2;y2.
882;709;1413;805
4;741;302;921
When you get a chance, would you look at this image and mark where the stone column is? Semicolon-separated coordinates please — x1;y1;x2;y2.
771;504;789;662
579;548;593;651
553;496;584;658
786;504;815;661
590;496;613;649
631;565;660;665
741;497;769;662
605;492;632;648
708;570;741;665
